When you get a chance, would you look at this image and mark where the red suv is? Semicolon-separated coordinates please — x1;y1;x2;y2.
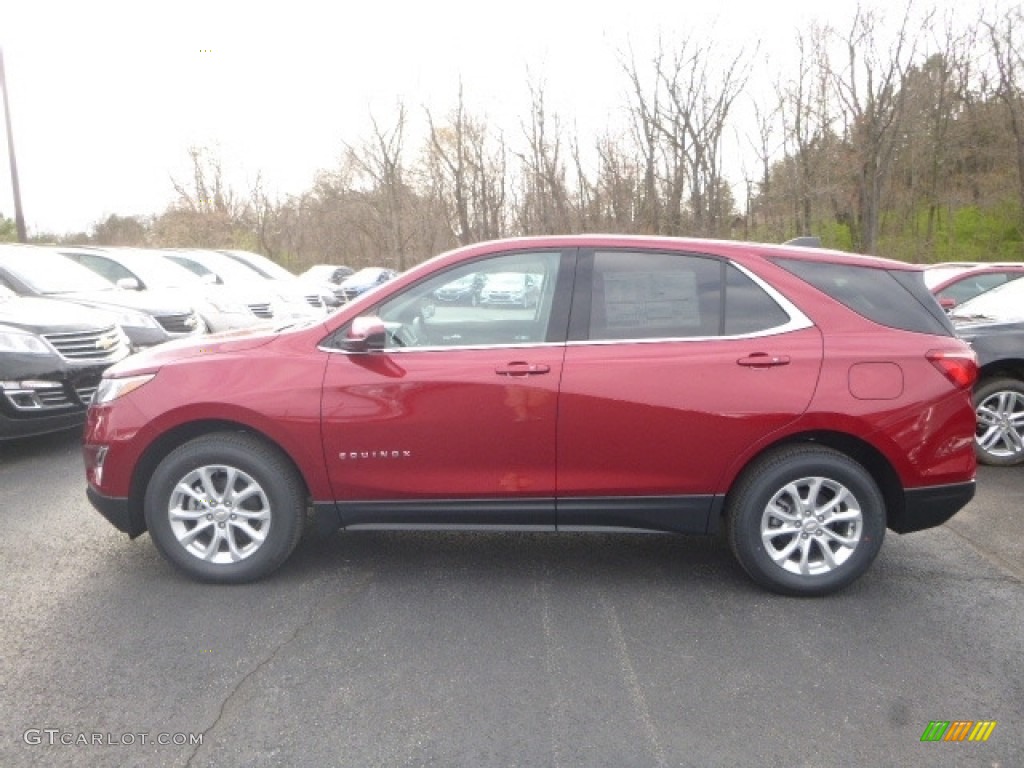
83;236;978;595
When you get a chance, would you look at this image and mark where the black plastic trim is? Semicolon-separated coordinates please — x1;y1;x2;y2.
892;481;976;533
328;495;717;534
557;495;715;534
337;498;557;529
86;486;146;538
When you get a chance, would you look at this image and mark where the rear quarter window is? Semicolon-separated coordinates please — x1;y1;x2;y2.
773;258;954;336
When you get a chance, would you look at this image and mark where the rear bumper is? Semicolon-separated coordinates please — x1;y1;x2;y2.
892;480;976;533
87;485;146;538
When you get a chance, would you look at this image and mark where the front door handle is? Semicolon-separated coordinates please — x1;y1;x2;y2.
737;353;791;368
496;362;551;376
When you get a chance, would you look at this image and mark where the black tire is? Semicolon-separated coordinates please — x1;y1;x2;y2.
726;445;886;596
144;432;306;583
973;377;1024;467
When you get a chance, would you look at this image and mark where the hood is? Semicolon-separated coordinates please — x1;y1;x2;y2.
198;284;277;305
0;295;119;334
62;287;196;316
105;324;281;376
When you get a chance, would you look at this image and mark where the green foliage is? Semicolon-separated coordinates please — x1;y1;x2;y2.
0;213;16;242
816;221;854;252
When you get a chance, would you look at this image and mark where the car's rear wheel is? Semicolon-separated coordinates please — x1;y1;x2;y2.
973;377;1024;467
144;432;306;583
727;445;886;596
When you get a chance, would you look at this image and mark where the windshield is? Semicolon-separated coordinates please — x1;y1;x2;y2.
0;250;117;294
165;250;267;285
343;268;389;286
223;251;297;281
114;250;206;288
951;277;1024;322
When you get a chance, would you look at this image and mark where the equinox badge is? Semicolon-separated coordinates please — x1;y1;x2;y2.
339;450;412;460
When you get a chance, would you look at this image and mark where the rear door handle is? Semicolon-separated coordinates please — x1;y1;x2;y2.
496;362;551;376
737;353;791;368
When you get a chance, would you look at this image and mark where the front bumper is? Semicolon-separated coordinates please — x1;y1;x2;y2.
0;408;85;440
86;485;146;538
892;480;976;533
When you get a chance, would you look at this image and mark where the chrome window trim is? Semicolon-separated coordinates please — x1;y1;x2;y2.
573;258;813;345
319;340;564;355
318;258;815;354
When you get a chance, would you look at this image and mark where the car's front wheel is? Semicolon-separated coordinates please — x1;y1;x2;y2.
144;432;306;583
727;445;886;596
973;377;1024;467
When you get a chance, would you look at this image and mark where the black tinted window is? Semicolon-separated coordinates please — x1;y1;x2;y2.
774;258;953;336
724;265;790;334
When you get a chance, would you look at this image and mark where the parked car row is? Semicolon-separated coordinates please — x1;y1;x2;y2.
0;244;376;441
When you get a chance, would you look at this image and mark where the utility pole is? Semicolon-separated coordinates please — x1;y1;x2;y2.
0;47;27;243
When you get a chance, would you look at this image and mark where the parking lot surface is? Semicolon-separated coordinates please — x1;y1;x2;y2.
1;430;1021;767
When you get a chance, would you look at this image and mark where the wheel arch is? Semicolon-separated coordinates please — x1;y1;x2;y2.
127;419;313;534
713;431;904;534
977;359;1024;382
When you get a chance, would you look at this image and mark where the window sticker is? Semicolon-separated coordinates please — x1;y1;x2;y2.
603;271;700;328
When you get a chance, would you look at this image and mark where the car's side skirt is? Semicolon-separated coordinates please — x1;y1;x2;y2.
314;495;716;536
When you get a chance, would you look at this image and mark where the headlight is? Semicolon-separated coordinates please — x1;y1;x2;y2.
110;308;160;330
93;373;156;405
0;329;54;356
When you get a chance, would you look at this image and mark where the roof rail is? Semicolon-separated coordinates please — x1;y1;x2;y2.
782;236;822;248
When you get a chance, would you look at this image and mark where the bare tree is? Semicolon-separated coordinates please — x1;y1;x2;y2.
423;83;508;245
623;37;750;236
516;80;571;234
830;4;923;253
985;7;1024;229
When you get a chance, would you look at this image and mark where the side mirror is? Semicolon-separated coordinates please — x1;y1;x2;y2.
939;297;956;311
116;277;141;291
342;316;387;352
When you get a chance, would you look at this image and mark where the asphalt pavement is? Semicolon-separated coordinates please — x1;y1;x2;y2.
1;429;1020;767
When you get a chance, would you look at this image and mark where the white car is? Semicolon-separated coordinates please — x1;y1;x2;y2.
58;246;278;333
217;250;335;312
162;249;326;322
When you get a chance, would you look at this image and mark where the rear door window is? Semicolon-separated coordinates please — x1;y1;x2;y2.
580;250;793;341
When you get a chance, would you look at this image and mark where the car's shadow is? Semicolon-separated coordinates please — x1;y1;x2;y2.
282;527;757;594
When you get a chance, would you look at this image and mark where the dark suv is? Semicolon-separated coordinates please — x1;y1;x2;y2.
83;236;977;595
1;285;130;439
950;277;1024;466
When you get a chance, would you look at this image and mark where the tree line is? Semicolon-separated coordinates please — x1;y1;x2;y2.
7;3;1023;271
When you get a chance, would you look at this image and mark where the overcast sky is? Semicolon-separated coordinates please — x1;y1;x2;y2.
0;0;1006;236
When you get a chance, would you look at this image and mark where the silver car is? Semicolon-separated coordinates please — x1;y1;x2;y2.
164;249;327;322
59;246;278;332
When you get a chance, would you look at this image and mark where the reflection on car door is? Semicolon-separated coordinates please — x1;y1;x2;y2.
556;249;824;534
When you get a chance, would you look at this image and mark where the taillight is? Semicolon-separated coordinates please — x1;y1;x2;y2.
927;349;978;389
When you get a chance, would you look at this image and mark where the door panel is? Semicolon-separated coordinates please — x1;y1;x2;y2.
322;346;565;504
556;248;824;513
320;248;572;528
556;328;823;498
